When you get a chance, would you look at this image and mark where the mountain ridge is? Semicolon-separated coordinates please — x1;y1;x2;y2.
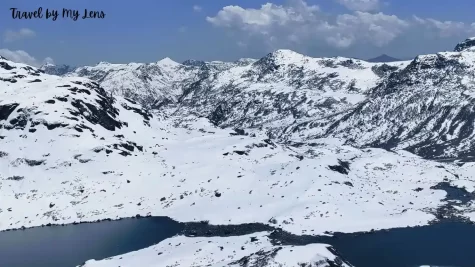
48;49;409;131
32;37;475;162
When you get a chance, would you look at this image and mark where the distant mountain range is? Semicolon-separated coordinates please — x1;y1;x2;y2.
38;54;404;75
40;63;77;76
37;38;475;160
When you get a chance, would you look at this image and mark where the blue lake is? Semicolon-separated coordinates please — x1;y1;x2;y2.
0;217;183;267
0;217;474;267
327;222;475;267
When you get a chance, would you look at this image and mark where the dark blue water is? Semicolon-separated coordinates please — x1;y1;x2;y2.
327;222;475;267
1;217;474;267
0;217;183;267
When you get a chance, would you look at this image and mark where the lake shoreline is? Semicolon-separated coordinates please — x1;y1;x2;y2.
2;214;475;266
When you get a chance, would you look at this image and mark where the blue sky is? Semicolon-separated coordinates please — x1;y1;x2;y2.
1;0;475;66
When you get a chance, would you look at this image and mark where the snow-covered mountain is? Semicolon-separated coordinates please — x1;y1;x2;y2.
174;50;409;134
56;50;409;138
282;38;475;161
3;54;475;266
64;58;192;109
6;37;475;266
40;63;77;76
61;57;257;110
182;58;257;70
49;39;475;161
2;57;459;233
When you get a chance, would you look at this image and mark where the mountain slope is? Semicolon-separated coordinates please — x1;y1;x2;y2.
65;58;257;110
83;232;350;267
173;50;409;135
58;50;409;134
282;38;475;161
65;58;194;109
43;38;475;162
40;63;77;76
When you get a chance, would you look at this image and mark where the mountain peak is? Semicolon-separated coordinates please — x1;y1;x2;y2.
40;62;56;68
454;37;475;52
40;63;77;76
272;49;304;58
234;58;257;66
157;57;180;67
254;49;306;65
367;54;401;63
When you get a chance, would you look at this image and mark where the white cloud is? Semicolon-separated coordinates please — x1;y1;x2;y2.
43;57;55;65
206;0;405;48
3;28;36;43
206;0;322;49
0;49;54;67
327;12;409;48
413;16;475;38
193;5;202;12
335;0;380;12
206;1;320;29
206;0;475;51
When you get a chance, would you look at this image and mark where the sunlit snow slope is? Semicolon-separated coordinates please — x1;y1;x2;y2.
2;56;474;236
82;232;351;267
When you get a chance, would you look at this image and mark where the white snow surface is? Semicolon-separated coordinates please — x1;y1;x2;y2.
81;232;348;267
1;57;473;235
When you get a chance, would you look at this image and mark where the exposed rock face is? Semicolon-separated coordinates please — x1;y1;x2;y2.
0;103;19;121
454;37;475;52
40;64;77;76
182;59;207;68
